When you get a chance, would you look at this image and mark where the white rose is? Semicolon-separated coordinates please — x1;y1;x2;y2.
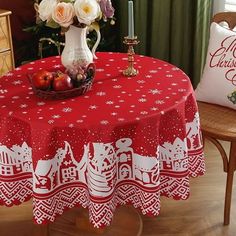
74;0;101;25
52;2;75;28
38;0;57;22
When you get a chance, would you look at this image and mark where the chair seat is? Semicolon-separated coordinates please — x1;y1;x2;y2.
197;101;236;141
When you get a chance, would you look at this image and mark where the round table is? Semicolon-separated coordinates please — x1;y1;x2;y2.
0;52;205;230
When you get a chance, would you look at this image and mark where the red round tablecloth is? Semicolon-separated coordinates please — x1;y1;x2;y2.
0;52;204;227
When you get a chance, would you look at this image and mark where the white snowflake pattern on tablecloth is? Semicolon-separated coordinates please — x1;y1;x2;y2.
96;92;106;96
138;98;147;103
52;115;61;119
137;80;145;84
171;67;179;71
53;64;61;68
62;107;72;113
155;100;165;105
97;68;105;72
37;102;45;106
178;89;187;92
106;101;114;105
146;75;152;78
150;107;159;111
48;120;54;124
100;120;109;125
113;85;122;89
166;74;173;78
149;70;158;73
0;89;7;94
140;111;148;115
20;104;28;108
12;80;22;85
89;105;98;110
149;89;162;95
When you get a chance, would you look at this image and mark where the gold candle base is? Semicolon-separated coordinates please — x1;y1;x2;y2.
123;36;140;77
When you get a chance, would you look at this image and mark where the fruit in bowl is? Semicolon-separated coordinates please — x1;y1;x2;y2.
32;70;54;90
29;65;95;99
53;72;73;91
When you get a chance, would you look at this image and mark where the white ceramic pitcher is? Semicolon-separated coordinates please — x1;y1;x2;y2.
61;25;101;70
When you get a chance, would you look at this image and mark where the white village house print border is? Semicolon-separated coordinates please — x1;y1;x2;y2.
0;112;204;226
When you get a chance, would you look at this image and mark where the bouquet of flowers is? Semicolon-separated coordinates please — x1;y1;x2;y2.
29;0;115;97
37;0;115;29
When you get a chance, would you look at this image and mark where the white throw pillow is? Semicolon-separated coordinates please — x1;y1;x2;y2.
195;22;236;109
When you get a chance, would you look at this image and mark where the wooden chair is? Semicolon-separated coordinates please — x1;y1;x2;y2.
197;12;236;225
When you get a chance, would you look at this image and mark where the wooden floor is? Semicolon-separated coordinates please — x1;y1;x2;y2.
0;140;235;236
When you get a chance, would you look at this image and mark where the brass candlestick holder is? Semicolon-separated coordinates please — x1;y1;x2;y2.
123;36;140;77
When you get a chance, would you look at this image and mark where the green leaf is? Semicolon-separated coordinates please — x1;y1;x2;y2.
46;20;60;29
23;26;37;32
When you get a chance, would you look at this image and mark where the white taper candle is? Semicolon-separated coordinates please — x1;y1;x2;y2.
128;1;134;38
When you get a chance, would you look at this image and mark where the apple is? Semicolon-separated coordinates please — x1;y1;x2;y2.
32;70;54;90
53;72;73;91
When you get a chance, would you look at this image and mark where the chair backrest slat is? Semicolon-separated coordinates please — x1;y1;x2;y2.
212;12;236;30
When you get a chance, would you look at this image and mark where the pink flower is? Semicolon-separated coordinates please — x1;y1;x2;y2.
99;0;114;20
52;2;75;28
